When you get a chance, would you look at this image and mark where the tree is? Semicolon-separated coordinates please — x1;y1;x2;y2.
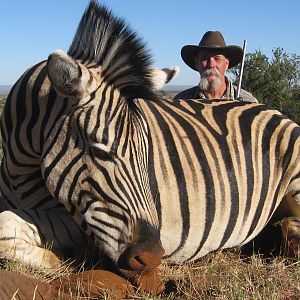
230;48;300;124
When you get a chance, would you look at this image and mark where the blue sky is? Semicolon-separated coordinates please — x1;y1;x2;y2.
1;1;300;86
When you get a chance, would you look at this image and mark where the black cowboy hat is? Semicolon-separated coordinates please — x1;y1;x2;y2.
181;31;243;70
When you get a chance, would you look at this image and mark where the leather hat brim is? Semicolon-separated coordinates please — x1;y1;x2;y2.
181;45;243;70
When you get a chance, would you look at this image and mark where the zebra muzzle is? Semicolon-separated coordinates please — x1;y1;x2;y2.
117;220;165;295
117;241;165;295
118;240;165;272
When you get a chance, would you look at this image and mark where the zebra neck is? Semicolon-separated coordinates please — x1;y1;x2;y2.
83;88;148;155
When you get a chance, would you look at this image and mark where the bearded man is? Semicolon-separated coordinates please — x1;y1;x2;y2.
173;31;258;102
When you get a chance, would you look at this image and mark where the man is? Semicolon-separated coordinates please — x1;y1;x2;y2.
173;31;258;102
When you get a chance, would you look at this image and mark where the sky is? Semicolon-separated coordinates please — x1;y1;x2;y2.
1;0;300;86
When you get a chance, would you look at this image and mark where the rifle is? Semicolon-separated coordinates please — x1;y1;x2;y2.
236;39;247;100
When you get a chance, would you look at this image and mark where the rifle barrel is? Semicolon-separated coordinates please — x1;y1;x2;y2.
237;39;247;99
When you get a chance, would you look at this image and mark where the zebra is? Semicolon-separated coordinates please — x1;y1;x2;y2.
1;0;300;293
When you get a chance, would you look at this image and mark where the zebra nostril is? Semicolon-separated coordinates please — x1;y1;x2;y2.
128;255;147;271
134;255;146;266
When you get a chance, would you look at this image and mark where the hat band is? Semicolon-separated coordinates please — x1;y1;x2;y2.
200;44;224;48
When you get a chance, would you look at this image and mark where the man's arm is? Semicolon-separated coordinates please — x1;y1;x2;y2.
239;89;258;103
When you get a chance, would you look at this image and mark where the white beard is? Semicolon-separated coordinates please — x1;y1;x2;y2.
199;69;222;92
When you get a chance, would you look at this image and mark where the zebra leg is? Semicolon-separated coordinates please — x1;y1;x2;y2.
280;217;300;258
0;210;61;268
275;190;300;258
0;207;89;269
247;189;300;258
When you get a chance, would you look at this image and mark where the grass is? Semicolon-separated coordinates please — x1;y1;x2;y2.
2;248;300;299
1;258;74;284
156;249;300;300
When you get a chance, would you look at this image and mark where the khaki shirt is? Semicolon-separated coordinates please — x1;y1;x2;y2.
173;76;258;102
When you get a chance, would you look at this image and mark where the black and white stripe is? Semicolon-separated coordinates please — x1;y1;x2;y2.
1;1;300;269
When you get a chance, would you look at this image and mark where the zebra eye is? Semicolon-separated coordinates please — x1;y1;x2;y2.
90;143;114;161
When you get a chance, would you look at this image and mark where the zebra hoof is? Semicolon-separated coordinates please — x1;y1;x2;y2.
280;217;300;258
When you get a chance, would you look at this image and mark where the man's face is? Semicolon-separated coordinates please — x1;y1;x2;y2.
194;50;229;92
195;50;229;80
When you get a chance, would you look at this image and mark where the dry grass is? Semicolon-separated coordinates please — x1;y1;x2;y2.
156;249;300;300
2;248;300;299
0;258;75;283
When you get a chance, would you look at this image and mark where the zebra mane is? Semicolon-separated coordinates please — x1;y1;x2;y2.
68;0;157;100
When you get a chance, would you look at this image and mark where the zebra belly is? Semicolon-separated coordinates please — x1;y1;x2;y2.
155;162;287;263
159;196;274;263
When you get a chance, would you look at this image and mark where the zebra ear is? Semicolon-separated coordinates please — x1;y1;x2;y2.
47;50;98;99
150;66;180;90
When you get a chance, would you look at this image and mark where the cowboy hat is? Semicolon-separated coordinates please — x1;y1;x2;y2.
181;31;243;70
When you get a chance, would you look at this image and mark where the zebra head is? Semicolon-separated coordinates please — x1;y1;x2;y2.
45;1;178;280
